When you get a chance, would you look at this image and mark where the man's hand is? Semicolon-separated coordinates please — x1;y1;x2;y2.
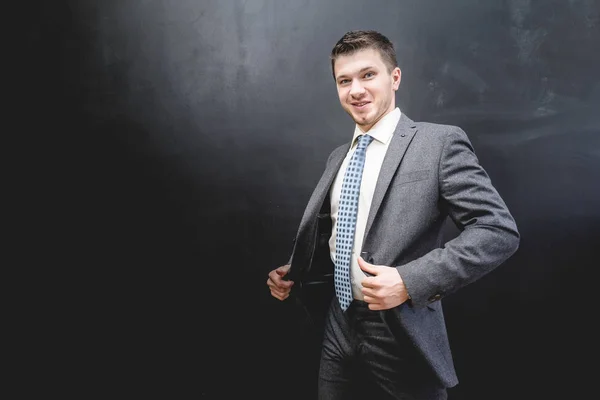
267;264;294;301
358;256;409;310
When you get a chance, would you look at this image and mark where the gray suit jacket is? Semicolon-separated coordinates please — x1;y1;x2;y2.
287;113;520;387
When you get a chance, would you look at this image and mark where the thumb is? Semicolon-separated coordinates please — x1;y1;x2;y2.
275;265;290;277
357;256;378;275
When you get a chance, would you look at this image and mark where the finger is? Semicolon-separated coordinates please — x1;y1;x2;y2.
367;302;383;311
357;256;378;275
269;283;290;296
269;269;283;280
361;295;382;309
271;287;290;298
360;277;377;289
266;277;277;287
278;279;294;288
361;287;375;298
267;278;291;292
271;291;290;301
267;278;293;290
362;294;376;304
268;273;294;288
275;265;290;276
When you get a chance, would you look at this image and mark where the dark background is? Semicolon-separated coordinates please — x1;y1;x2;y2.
23;0;599;399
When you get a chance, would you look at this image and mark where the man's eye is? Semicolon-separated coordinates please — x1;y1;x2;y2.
365;72;375;78
339;79;350;85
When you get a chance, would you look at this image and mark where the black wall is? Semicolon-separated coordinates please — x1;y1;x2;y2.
25;1;599;399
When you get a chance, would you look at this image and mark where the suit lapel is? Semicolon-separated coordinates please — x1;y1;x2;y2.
290;144;348;275
305;145;347;225
363;114;418;242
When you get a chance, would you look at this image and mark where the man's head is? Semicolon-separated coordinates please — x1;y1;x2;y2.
330;30;398;77
330;30;401;132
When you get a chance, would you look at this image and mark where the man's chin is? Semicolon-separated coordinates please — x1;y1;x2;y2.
353;114;372;127
344;108;374;127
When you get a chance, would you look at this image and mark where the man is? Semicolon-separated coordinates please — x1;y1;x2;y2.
267;30;519;400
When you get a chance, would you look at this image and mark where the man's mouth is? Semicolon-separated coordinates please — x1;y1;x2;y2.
352;101;370;109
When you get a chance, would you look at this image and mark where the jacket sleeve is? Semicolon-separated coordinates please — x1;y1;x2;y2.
397;127;520;308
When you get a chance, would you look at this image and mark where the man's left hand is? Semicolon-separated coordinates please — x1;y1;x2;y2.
358;256;410;310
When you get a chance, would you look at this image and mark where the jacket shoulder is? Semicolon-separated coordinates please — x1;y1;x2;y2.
410;120;472;147
413;121;464;136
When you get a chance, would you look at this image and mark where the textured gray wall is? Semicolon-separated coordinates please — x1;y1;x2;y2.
25;1;599;399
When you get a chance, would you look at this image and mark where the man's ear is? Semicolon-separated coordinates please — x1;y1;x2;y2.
393;67;402;90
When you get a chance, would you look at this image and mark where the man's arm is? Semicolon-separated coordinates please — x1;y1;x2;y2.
397;127;520;308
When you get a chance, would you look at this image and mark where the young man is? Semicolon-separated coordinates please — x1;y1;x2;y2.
267;30;519;399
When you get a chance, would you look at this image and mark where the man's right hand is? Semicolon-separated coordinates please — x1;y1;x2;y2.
267;264;294;301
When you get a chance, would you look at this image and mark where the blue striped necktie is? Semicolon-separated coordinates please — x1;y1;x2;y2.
334;133;374;311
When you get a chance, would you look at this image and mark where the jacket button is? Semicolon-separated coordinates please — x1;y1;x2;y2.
428;294;442;302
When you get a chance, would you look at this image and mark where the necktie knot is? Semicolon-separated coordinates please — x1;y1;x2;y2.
357;134;374;149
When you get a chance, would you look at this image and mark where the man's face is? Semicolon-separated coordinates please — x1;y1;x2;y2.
333;48;401;132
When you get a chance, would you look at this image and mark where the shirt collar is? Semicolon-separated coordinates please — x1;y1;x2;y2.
351;107;401;147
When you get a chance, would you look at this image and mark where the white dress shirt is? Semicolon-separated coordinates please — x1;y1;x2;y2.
329;107;401;300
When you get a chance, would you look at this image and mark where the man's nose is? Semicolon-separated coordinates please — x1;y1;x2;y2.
349;81;366;97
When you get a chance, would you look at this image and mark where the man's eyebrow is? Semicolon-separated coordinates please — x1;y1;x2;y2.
336;66;376;80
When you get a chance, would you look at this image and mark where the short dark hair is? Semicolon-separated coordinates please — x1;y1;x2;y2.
330;30;398;79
